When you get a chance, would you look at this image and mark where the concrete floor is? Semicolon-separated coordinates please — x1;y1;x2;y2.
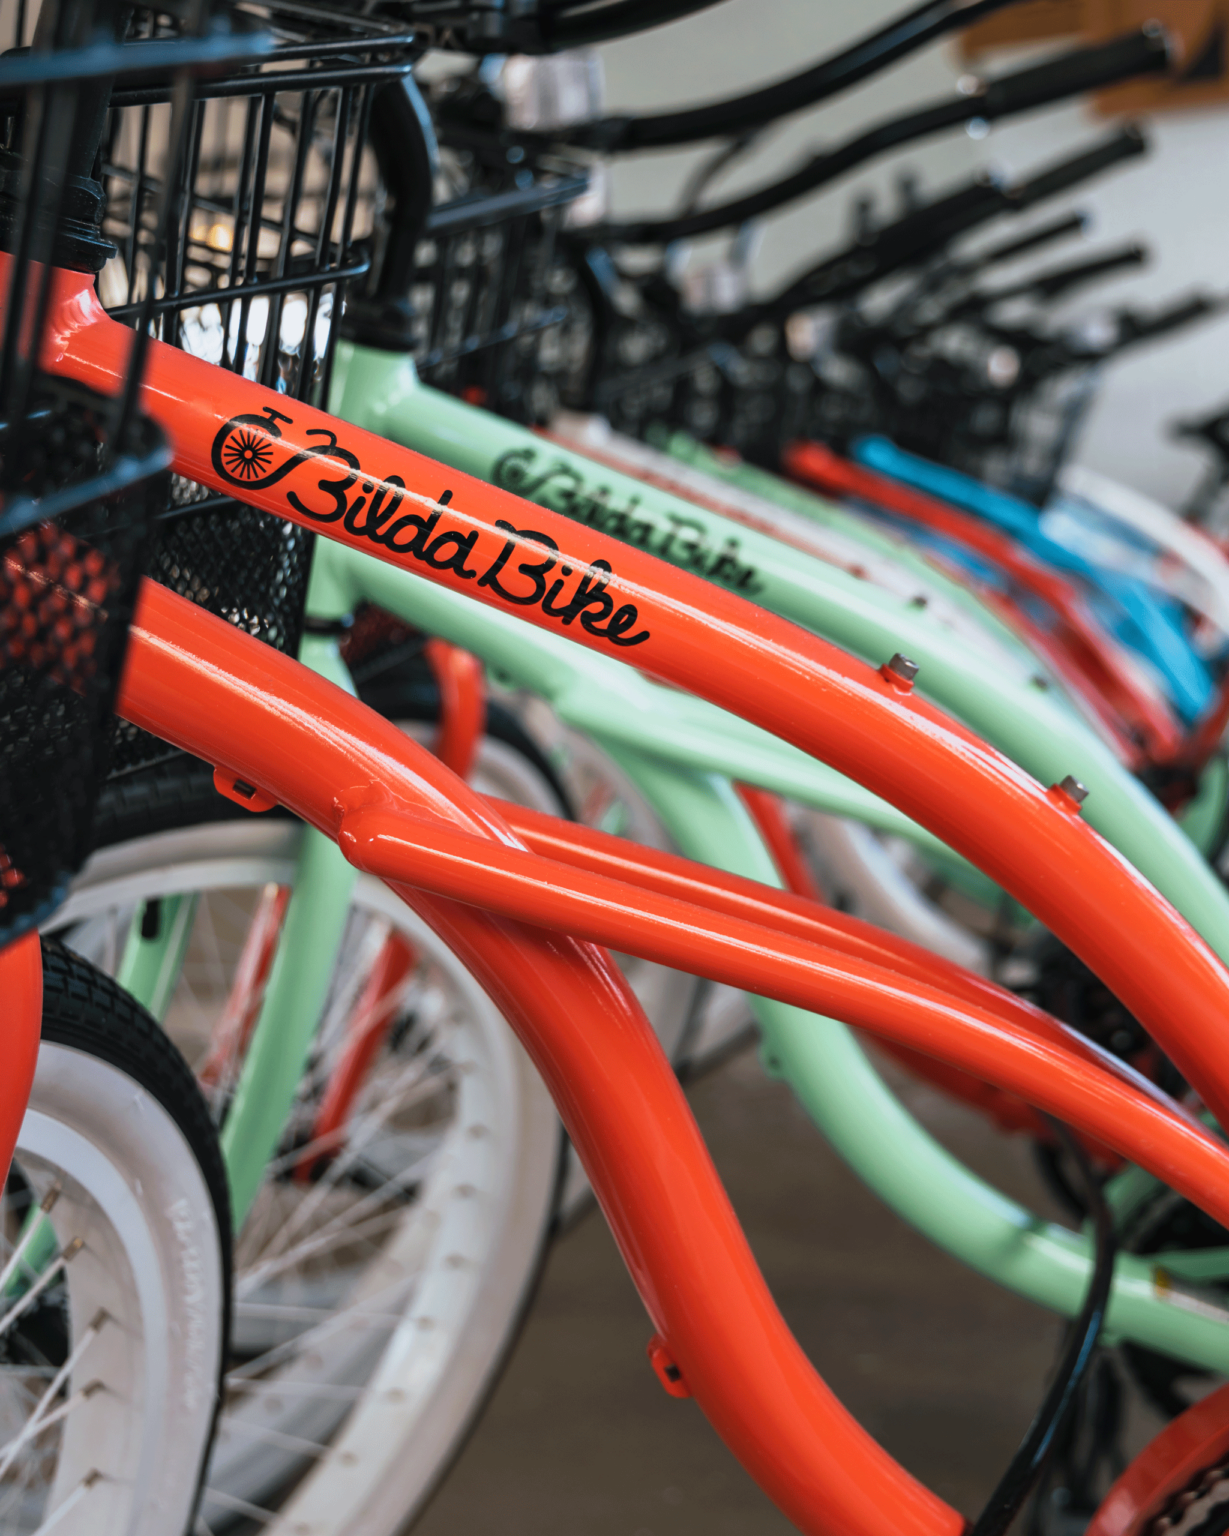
415;1043;1160;1536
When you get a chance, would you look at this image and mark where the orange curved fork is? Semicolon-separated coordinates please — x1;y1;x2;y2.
423;637;485;780
119;578;965;1536
0;932;41;1185
46;267;1229;1130
786;439;1185;767
198;881;291;1090
297;930;418;1181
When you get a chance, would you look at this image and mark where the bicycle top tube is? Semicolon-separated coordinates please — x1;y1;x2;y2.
43;258;1229;1138
310;534;969;859
328;350;1229;974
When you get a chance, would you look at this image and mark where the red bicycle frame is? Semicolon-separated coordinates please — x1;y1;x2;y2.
23;257;1229;1535
785;440;1186;770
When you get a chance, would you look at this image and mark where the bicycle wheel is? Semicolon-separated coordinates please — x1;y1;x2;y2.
2;939;229;1535
51;765;560;1536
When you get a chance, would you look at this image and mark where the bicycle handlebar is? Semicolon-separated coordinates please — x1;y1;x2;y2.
951;241;1147;318
592;27;1169;245
555;0;1030;151
758;124;1147;323
947;211;1090;280
540;0;728;48
1013;120;1148;208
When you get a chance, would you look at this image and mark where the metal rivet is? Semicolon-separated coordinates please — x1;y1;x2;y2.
1058;775;1089;805
885;653;920;685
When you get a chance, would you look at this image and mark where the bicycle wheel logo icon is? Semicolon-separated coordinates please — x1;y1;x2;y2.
219;427;276;482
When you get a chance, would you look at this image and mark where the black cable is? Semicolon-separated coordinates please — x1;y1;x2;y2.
540;0;727;50
970;1119;1116;1536
556;0;1033;152
591;27;1169;245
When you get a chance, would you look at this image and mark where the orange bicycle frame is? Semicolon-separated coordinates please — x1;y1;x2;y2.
120;576;1229;1536
26;257;1229;1535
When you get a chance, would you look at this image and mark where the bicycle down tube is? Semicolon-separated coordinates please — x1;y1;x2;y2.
118;574;1229;1536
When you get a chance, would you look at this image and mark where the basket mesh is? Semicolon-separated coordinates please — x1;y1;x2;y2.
409;176;589;423
1;395;166;943
98;2;414;770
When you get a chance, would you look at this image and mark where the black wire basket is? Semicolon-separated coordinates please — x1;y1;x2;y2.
0;398;169;945
404;168;591;422
0;0;253;947
96;0;418;771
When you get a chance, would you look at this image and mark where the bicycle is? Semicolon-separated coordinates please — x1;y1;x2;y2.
3;54;1225;1508
78;4;1229;1489
19;9;1229;1523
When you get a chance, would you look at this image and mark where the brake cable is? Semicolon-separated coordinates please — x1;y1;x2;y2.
970;1118;1116;1536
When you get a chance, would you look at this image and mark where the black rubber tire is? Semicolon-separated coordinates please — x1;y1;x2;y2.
95;753;290;848
38;935;233;1312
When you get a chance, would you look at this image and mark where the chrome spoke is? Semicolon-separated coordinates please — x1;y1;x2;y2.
0;1242;82;1342
30;1471;100;1534
0;1310;107;1477
0;1184;62;1299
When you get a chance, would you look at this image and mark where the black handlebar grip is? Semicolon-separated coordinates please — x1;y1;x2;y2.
979;27;1171;119
1025;243;1148;302
1013;123;1148;209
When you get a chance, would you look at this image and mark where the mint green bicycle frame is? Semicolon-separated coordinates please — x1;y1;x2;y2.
116;339;1229;1377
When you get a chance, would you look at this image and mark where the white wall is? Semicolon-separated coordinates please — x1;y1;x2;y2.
590;2;1229;505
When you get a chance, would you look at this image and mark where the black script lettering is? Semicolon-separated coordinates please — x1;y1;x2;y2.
478;521;560;605
422;528;480;580
708;541;759;590
603;604;651;648
286;432;360;524
380;487;458;555
382;507;441;556
552;560;614;631
345;475;406;539
575;485;612;530
659;515;708;568
492;446;540;496
538;463;589;521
